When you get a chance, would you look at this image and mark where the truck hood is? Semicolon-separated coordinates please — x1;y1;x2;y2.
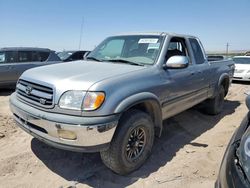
21;60;146;92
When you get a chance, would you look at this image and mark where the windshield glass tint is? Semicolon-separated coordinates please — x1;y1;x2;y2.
88;35;164;65
233;57;250;64
58;51;73;60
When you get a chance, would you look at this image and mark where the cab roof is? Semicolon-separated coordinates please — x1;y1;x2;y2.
114;32;196;38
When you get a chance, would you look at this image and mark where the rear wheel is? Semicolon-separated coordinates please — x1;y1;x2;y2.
204;85;225;115
100;109;154;175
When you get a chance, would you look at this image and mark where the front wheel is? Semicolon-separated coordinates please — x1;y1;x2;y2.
100;109;154;175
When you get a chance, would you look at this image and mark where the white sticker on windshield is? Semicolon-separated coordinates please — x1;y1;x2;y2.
138;38;158;44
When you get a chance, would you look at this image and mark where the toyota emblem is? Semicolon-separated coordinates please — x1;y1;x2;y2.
25;85;33;95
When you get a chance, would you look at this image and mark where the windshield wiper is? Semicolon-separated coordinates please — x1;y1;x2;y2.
105;59;144;66
86;56;102;62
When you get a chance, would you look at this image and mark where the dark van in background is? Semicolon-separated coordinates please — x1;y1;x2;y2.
0;47;61;88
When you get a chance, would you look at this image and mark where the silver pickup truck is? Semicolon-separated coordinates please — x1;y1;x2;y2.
9;32;234;175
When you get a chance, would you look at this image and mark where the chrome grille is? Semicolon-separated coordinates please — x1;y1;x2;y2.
16;79;54;108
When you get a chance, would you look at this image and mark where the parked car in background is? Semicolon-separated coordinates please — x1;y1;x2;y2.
10;32;234;175
57;50;90;62
216;95;250;188
233;56;250;81
0;47;61;88
245;51;250;56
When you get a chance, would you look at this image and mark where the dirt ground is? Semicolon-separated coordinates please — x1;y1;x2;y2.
0;82;249;188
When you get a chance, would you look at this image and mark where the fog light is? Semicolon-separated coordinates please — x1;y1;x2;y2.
57;129;77;140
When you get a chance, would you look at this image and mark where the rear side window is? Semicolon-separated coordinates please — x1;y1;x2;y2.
38;51;50;61
18;51;32;62
0;51;17;63
189;39;205;64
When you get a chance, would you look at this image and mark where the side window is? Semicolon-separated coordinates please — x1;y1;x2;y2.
71;52;83;61
18;51;32;63
70;53;78;61
31;51;39;62
0;51;17;63
166;37;189;61
0;52;5;63
189;39;205;64
37;52;50;62
79;52;84;60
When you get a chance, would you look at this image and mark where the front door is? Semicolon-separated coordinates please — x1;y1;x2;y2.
161;37;201;119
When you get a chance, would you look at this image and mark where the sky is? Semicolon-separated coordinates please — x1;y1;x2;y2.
0;0;250;52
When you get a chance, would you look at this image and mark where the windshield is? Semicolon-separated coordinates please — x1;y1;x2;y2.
57;51;73;61
88;35;164;65
233;57;250;64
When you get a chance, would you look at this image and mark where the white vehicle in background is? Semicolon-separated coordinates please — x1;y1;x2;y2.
233;56;250;81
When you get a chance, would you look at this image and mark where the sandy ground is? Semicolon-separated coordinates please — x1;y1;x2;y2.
0;82;250;188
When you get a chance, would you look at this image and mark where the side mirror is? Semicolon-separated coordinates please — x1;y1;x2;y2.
163;56;189;69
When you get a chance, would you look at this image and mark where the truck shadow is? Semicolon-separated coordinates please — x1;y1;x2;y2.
0;89;14;96
31;99;240;187
232;80;250;86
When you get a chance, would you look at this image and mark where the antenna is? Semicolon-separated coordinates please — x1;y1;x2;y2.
226;42;229;56
78;17;84;50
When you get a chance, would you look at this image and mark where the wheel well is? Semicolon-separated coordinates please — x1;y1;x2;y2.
220;77;229;96
121;101;162;137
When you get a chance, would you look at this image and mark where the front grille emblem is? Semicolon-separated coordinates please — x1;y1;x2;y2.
25;85;33;95
39;98;46;105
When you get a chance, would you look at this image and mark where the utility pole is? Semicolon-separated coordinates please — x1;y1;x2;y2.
226;42;229;56
78;17;84;50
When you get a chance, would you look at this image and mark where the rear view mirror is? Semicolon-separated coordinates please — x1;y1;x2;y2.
164;56;189;69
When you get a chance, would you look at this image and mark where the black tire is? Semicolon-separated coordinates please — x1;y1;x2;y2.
204;86;225;115
100;109;154;175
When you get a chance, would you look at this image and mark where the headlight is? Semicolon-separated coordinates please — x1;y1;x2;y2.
83;91;105;111
59;91;85;110
59;91;105;111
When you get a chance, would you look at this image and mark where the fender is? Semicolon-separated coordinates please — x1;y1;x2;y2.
218;73;230;87
115;92;163;137
218;73;230;96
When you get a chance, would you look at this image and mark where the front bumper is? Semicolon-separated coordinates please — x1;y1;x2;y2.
216;115;250;188
9;93;119;152
233;73;250;81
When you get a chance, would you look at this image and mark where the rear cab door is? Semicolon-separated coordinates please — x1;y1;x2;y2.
188;38;211;99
